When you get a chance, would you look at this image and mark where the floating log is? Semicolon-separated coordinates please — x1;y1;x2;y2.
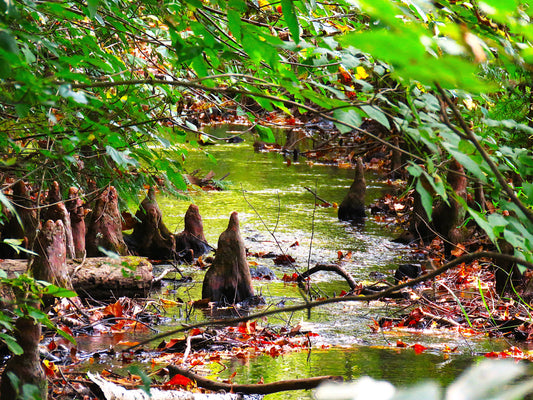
338;158;366;221
1;257;154;300
86;186;129;257
202;212;254;304
175;204;211;260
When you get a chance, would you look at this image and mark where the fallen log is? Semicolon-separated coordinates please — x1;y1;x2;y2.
1;256;154;300
168;365;343;395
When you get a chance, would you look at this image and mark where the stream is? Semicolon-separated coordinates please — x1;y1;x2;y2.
76;124;513;399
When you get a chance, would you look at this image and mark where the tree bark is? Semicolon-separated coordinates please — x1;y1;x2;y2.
86;186;129;257
338;158;366;221
0;317;47;400
202;212;254;304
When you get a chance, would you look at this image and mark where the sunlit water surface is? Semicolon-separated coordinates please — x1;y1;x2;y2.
75;125;513;399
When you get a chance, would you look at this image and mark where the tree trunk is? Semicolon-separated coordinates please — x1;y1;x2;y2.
202;212;254;304
175;204;212;260
124;187;175;260
0;317;47;400
338;158;366;221
86;186;129;257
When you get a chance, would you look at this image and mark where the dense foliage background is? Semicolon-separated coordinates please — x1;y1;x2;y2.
0;0;531;259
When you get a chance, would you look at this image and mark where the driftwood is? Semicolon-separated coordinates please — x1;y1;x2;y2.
42;181;76;259
124;187;176;260
168;365;343;395
338;158;366;221
86;186;129;257
202;212;254;304
175;204;211;260
65;187;86;258
1;257;154;300
0;317;47;400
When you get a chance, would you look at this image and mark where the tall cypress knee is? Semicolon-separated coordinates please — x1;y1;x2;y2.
202;212;254;304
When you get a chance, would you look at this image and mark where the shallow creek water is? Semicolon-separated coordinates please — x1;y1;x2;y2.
76;125;513;398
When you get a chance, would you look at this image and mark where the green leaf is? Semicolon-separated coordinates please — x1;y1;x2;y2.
129;366;152;395
255;125;276;143
333;108;362;134
0;333;23;355
360;105;390;129
281;0;300;44
41;284;77;298
416;179;434;222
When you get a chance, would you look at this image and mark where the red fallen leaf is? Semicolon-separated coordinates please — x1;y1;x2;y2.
396;340;408;348
167;374;192;387
163;338;184;349
289;241;299;247
484;351;501;358
257;377;264;384
103;301;123;318
48;340;57;351
269;346;281;357
339;290;347;297
189;328;203;336
191;359;204;366
412;344;427;354
306;332;319;337
209;354;221;362
282;273;299;282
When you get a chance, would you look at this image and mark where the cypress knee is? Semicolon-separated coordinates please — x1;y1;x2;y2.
202;212;254;304
175;204;211;259
338;158;366;221
86;186;129;257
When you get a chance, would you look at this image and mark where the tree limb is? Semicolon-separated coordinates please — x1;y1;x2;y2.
167;365;343;394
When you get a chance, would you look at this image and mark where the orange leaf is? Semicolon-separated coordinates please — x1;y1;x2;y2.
103;301;123;318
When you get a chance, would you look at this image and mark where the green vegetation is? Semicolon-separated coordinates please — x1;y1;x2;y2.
0;0;532;396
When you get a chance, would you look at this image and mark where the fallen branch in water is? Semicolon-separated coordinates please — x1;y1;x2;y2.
129;251;533;350
167;365;343;394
